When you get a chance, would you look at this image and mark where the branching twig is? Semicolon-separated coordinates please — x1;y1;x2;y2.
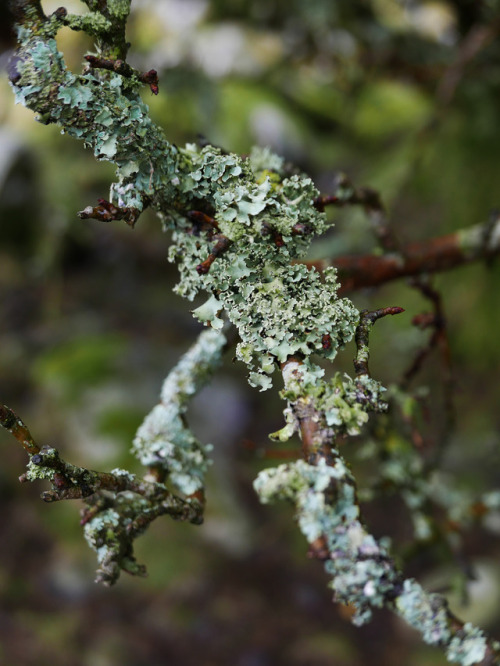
8;2;500;659
354;307;405;377
314;172;399;252
257;360;500;664
0;403;203;584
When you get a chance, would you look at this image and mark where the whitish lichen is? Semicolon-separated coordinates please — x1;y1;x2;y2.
132;328;226;495
447;624;488;666
11;18;361;396
83;496;149;584
254;458;398;624
396;579;451;645
255;458;495;662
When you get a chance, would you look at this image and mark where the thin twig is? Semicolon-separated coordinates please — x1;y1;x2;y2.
304;213;500;294
0;404;40;456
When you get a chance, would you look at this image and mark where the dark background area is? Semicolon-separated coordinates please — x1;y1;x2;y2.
1;1;500;664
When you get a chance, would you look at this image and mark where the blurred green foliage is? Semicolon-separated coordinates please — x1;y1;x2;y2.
32;334;126;403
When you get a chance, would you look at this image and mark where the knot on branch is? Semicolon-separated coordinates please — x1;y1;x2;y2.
84;55;159;95
196;234;231;275
78;198;141;227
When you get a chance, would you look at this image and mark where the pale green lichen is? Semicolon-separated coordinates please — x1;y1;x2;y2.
254;458;399;625
396;579;451;645
11;23;361;396
132;328;226;495
396;582;490;665
277;358;386;440
255;458;494;662
63;13;113;35
25;448;59;481
447;624;488;666
83;495;149;584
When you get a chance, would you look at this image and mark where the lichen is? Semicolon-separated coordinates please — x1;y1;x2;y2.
11;20;361;395
83;496;149;584
396;579;451;645
254;458;399;625
446;624;488;666
132;328;226;495
26;448;58;481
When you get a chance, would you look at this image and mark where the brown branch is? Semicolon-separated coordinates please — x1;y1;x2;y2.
187;210;220;234
78;198;142;227
314;173;399;252
305;214;500;294
0;404;40;456
84;55;159;95
403;280;450;386
196;234;231;275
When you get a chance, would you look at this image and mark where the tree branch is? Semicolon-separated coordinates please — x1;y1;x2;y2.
305;214;500;294
254;359;500;665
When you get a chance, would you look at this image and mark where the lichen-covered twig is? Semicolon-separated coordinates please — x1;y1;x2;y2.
84;54;159;95
354;307;405;377
10;1;359;392
0;402;204;584
255;360;500;665
132;327;227;496
254;454;500;665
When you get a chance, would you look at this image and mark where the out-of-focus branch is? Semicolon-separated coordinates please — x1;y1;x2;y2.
305;214;500;294
437;20;500;107
0;404;40;456
314;172;399;252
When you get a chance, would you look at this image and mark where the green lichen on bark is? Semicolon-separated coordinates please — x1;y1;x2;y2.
132;328;227;495
254;460;498;664
10;7;359;394
254;458;399;626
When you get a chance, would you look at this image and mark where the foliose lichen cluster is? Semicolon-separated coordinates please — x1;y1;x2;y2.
11;14;361;395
